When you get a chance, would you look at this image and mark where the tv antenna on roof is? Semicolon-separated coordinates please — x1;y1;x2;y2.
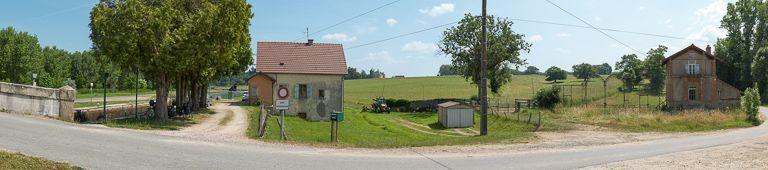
303;27;310;42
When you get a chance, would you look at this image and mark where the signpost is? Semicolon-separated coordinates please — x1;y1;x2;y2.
330;111;343;143
275;85;290;140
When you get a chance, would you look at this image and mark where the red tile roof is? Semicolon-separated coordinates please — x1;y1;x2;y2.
256;42;347;75
662;44;720;65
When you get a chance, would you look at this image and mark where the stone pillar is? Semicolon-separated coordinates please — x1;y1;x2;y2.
57;86;76;122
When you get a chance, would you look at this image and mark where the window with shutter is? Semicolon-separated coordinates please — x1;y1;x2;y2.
294;83;299;99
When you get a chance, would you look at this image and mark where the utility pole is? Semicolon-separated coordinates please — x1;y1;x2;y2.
479;0;489;136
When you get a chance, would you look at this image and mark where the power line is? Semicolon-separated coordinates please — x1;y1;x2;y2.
545;0;644;56
344;17;711;51
345;21;458;50
291;0;402;42
509;18;715;44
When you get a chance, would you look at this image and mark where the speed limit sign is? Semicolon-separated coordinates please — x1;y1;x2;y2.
277;86;289;99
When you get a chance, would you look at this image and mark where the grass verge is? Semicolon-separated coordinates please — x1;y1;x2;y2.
100;109;214;130
244;105;536;148
547;104;754;132
0;151;81;170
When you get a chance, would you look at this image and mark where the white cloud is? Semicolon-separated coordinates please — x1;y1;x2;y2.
556;33;571;38
637;6;646;11
664;19;672;24
527;34;543;42
419;3;455;17
321;33;357;42
402;41;437;54
555;48;571;54
694;0;727;24
386;18;398;26
682;0;728;45
362;51;399;64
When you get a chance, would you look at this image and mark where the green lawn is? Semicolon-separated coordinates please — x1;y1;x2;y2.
76;88;155;99
0;151;81;170
100;109;214;130
244;75;755;147
75;100;149;108
244;105;536;148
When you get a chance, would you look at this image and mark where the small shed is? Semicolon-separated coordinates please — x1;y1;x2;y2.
437;102;474;128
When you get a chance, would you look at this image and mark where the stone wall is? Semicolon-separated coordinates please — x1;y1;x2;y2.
0;82;76;121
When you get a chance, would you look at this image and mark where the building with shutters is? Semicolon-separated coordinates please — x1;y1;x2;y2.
663;44;741;108
247;40;347;121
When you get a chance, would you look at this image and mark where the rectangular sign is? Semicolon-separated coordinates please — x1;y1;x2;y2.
275;99;289;110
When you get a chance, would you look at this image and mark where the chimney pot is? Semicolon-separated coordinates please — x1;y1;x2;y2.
306;39;314;46
706;45;712;55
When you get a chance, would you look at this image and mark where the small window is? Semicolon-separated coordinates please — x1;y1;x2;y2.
318;89;326;100
299;84;308;99
686;64;700;75
688;87;697;101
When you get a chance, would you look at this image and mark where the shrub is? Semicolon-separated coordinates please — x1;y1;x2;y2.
741;86;761;126
533;86;561;109
385;99;411;108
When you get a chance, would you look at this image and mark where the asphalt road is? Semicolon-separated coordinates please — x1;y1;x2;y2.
0;108;766;169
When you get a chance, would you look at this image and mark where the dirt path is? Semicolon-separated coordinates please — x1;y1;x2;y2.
155;102;252;143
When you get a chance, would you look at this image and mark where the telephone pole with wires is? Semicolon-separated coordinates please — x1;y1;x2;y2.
479;0;489;135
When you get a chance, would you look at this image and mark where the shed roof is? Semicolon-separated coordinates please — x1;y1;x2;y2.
438;101;471;108
256;42;347;75
662;44;720;65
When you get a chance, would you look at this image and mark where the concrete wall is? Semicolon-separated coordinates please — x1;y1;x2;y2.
75;103;150;122
267;73;344;121
0;82;75;121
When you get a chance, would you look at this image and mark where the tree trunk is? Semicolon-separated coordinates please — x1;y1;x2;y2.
190;78;199;111
175;74;183;108
155;74;169;119
200;84;208;109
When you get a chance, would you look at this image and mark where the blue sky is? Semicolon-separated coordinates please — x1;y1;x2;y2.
0;0;732;77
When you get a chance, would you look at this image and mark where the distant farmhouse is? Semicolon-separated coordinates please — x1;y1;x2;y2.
663;44;741;108
247;40;347;121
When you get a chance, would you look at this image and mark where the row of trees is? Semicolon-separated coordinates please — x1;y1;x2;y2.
715;0;768;102
0;27;146;90
541;63;611;83
90;0;254;119
614;45;668;94
345;67;385;79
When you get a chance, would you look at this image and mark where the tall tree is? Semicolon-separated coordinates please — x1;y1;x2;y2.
438;64;460;76
642;45;667;94
523;66;540;75
439;13;531;94
572;63;597;82
716;0;768;90
752;47;768;102
615;54;643;91
38;47;72;88
544;66;567;83
90;0;253;118
0;27;42;85
593;63;612;75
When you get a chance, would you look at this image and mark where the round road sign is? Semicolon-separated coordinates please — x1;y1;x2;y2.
278;86;289;99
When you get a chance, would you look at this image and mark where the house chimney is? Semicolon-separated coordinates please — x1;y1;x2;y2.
306;39;314;46
706;45;712;55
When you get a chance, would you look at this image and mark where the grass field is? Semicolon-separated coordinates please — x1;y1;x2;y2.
100;109;214;130
0;151;81;170
344;75;622;105
244;105;536;148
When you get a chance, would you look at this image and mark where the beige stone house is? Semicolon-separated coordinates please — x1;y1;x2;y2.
247;40;347;121
663;44;741;108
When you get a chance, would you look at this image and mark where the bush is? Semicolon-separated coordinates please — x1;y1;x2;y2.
533;86;561;109
741;86;762;126
385;99;411;108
